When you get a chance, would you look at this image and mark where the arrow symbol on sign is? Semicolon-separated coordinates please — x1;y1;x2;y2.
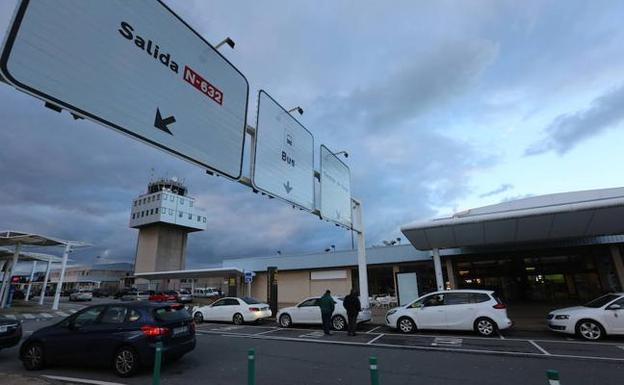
283;181;293;194
154;108;175;135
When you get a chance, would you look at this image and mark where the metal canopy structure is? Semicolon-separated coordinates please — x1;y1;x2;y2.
401;187;624;250
0;230;87;310
400;187;624;291
134;267;243;281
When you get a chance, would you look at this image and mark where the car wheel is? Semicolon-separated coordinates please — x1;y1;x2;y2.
474;317;497;337
22;342;44;371
332;315;346;331
279;314;292;328
113;346;139;377
233;313;244;325
576;319;604;341
193;312;204;323
397;317;415;334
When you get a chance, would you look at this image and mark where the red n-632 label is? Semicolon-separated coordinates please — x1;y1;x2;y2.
183;66;223;105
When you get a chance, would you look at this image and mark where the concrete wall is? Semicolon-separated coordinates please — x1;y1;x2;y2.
134;223;188;274
250;268;352;306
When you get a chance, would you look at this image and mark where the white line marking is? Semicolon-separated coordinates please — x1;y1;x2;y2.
254;328;280;336
498;332;505;340
3;314;16;320
529;340;551;355
367;326;382;334
209;332;624;362
431;337;462;347
56;311;69;316
69;309;77;313
22;313;35;319
367;333;385;345
42;375;126;385
40;313;53;318
299;331;325;338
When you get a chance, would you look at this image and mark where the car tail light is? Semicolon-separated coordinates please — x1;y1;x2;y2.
249;307;260;312
493;303;506;309
141;325;169;336
169;304;183;310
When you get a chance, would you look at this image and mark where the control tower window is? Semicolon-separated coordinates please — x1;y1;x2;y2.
190;201;194;207
188;213;192;220
180;198;185;205
132;213;135;219
150;209;154;215
203;217;207;223
178;211;183;218
155;208;159;214
156;194;160;200
169;209;173;215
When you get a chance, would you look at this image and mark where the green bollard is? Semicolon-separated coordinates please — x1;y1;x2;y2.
546;369;560;385
248;348;256;385
369;356;379;385
152;341;163;385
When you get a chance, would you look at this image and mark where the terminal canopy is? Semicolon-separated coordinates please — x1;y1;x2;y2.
0;230;67;247
0;247;63;264
402;187;624;250
134;267;244;281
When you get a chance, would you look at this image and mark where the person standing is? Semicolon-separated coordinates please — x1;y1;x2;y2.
343;288;361;336
319;290;336;335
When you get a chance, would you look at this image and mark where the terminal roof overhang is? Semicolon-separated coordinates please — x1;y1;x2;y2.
401;187;624;251
134;267;244;280
0;247;64;263
0;230;67;247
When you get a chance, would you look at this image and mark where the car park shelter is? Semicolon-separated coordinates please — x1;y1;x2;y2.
133;267;244;296
401;187;624;304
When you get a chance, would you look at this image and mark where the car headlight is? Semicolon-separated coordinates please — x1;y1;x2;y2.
387;309;397;316
554;315;569;320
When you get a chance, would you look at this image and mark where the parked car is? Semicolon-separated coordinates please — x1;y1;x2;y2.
192;297;271;324
0;317;22;350
277;296;372;331
385;290;512;336
149;291;178;302
93;288;112;298
69;289;93;302
12;289;25;300
177;289;193;304
121;290;153;301
19;302;195;377
113;289;132;299
547;293;624;340
193;287;220;298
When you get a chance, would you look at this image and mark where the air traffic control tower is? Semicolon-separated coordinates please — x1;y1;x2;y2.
130;178;206;278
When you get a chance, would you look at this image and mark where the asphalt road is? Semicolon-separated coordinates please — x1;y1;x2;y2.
1;318;623;385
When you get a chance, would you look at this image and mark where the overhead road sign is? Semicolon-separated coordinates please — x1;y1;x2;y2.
320;145;352;228
0;0;249;179
252;90;315;211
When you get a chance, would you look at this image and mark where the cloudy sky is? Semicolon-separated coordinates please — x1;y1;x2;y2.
2;0;624;270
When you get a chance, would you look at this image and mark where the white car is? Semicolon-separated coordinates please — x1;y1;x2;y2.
69;289;92;302
385;290;512;336
192;297;271;324
277;296;372;331
547;293;624;340
193;287;220;298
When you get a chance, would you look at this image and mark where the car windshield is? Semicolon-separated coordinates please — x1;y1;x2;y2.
179;289;191;294
583;294;620;308
240;297;261;304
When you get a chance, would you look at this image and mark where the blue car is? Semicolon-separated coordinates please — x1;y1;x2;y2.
20;302;195;377
0;318;22;350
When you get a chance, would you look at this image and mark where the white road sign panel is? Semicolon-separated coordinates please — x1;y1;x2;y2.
320;145;352;227
252;90;314;211
0;0;248;179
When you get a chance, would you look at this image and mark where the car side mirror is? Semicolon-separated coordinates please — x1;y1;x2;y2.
608;304;622;310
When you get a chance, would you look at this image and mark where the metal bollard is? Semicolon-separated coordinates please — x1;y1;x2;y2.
546;369;560;385
369;356;379;385
248;348;256;385
152;341;163;385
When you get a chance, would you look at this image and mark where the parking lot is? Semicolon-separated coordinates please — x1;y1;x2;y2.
195;321;624;363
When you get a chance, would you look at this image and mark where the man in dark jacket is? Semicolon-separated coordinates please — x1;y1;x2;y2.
343;288;361;336
318;290;336;335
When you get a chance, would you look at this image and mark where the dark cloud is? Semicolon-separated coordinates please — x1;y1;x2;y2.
479;183;514;198
526;85;624;156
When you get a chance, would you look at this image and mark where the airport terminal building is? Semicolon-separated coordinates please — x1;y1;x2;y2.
137;187;624;308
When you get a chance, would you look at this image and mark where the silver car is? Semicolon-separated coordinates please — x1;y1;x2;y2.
177;289;193;303
121;290;152;301
69;289;93;302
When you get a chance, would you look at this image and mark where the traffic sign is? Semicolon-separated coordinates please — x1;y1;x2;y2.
320;145;352;227
252;90;314;211
0;0;249;179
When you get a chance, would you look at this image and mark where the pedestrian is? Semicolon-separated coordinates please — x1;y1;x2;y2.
343;288;361;336
318;289;336;335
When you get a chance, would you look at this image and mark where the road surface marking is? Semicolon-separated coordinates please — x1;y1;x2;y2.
56;311;69;316
299;331;325;338
22;313;35;319
42;375;126;385
210;325;243;332
498;332;505;340
367;334;385;345
254;328;280;335
617;346;624;351
367;326;382;334
40;313;53;318
3;314;16;320
529;340;551;355
431;337;463;347
69;309;77;313
210;332;624;362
